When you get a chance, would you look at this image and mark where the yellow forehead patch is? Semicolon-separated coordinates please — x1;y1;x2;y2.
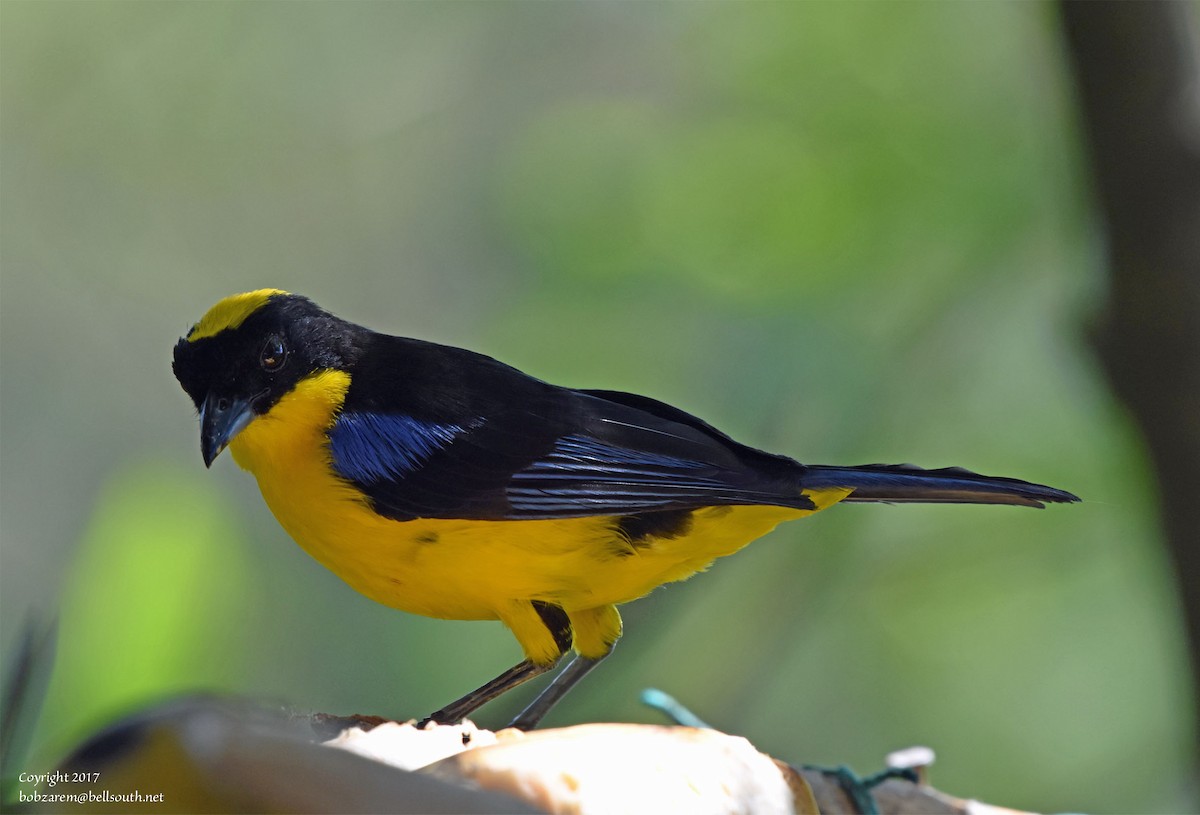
187;289;288;341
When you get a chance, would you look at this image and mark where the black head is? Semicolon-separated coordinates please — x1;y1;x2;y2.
172;290;363;465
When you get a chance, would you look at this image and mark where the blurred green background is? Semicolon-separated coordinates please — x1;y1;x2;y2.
1;2;1193;812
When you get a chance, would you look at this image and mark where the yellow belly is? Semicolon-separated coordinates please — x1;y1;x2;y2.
228;370;850;662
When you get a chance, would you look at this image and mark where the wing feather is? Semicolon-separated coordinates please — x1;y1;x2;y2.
327;403;808;522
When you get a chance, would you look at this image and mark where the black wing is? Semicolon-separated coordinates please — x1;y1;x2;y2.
326;337;809;522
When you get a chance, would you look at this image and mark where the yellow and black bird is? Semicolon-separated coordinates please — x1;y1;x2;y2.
172;289;1078;729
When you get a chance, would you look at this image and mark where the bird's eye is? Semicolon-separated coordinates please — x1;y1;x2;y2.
260;338;287;372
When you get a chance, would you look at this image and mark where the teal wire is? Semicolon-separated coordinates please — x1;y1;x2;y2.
639;688;711;729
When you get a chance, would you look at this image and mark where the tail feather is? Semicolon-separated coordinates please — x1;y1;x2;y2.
800;463;1079;509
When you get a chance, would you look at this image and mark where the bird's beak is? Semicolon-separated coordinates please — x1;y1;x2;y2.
200;392;256;467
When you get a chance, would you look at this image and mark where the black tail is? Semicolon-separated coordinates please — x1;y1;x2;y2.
800;464;1079;509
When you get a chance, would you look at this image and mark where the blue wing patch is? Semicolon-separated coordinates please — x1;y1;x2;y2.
328;411;466;483
329;423;811;521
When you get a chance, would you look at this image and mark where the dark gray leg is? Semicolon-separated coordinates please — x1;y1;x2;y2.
420;659;557;727
506;652;608;731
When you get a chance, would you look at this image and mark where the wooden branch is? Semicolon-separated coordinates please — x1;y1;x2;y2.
36;697;1056;814
332;718;1043;815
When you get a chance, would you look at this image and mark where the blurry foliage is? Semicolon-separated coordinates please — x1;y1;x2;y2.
39;464;254;755
0;2;1193;812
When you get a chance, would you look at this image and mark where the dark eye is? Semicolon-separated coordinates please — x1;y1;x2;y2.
260;337;287;372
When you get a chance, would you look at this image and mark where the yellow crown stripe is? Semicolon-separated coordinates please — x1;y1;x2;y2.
187;289;288;341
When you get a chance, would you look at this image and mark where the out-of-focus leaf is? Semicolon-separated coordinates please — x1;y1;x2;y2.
40;463;255;753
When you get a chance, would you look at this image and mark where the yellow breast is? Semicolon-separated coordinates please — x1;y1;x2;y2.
227;370;848;633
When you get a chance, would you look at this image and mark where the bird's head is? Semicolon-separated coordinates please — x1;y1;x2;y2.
172;290;359;466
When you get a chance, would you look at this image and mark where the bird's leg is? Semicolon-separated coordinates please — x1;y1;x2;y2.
506;651;609;731
420;659;557;727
